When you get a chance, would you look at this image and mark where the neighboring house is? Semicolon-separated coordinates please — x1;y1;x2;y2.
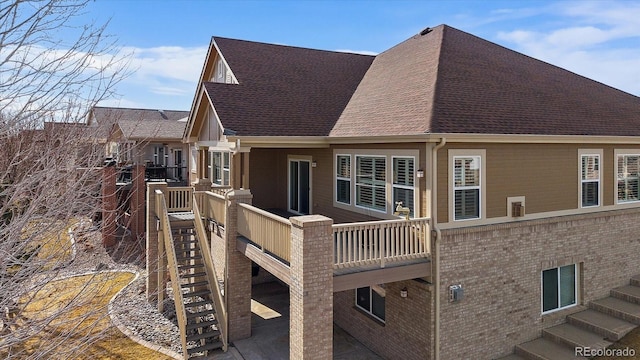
150;24;640;359
89;106;190;183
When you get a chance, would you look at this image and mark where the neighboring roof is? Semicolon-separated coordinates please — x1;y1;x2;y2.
204;37;375;136
90;106;189;140
115;119;187;140
331;25;640;137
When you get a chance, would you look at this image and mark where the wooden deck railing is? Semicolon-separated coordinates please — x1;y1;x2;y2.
167;186;193;212
192;194;228;351
332;218;431;269
210;185;232;197
202;191;226;225
154;190;188;355
237;203;291;262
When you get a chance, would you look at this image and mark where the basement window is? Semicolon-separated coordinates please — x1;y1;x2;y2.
541;264;577;314
355;285;385;322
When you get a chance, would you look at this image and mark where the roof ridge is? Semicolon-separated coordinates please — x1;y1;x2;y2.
212;36;375;58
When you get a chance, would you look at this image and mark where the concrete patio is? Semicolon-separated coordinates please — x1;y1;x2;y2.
206;281;382;360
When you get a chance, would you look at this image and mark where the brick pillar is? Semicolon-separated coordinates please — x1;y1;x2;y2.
194;178;211;192
101;165;117;247
225;189;253;341
290;215;334;360
130;165;146;240
146;182;168;303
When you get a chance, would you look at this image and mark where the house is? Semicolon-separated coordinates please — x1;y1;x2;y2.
147;24;640;359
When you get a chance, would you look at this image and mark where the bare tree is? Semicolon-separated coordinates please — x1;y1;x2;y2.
0;1;138;358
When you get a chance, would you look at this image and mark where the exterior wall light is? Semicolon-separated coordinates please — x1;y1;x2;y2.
400;287;408;298
416;169;425;178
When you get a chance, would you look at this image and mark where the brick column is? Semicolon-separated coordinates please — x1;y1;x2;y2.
101;165;117;247
146;182;168;303
193;178;211;192
225;189;253;341
130;165;146;240
289;215;334;360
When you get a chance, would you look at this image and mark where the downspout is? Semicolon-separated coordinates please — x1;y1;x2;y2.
431;137;446;360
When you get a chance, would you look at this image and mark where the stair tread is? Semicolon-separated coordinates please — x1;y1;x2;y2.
517;338;587;360
591;297;640;317
186;329;221;342
495;355;526;360
186;319;218;330
180;272;207;279
543;323;612;349
187;340;223;355
176;255;202;261
179;263;205;270
612;285;640;298
568;309;636;339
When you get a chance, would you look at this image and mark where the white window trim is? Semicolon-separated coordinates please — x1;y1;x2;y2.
541;264;578;315
392;156;416;216
355;286;386;323
355;155;387;214
333;149;420;219
615;149;640;205
448;149;486;222
578;149;602;209
336;154;352;205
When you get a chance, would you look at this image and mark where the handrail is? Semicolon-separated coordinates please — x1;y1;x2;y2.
237;203;291;262
203;191;226;225
167;186;193;212
192;193;228;351
155;189;188;356
332;217;431;269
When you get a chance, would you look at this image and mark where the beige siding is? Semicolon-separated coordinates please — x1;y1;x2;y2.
437;143;640;224
249;144;427;223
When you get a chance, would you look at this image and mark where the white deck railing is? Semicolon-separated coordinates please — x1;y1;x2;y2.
332;218;431;269
237;203;291;262
166;186;193;212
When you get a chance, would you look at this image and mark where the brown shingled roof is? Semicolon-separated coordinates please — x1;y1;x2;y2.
115;119;187;140
90;106;189;140
206;37;374;136
331;25;640;137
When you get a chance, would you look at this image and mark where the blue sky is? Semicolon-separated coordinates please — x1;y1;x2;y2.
84;0;640;111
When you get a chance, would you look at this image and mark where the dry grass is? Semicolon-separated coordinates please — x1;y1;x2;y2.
3;272;173;360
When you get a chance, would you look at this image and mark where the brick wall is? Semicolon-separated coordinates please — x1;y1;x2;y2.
333;279;432;360
438;208;640;359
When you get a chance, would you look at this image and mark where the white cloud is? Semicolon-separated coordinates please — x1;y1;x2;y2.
335;49;378;56
493;1;640;96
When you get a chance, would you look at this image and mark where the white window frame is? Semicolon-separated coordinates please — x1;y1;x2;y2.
541;264;578;315
449;149;485;222
355;286;385;323
615;150;640;204
392;156;416;217
336;154;351;205
579;150;601;208
355;155;387;213
333;150;420;219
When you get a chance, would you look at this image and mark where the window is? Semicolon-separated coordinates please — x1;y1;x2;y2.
453;156;481;220
336;155;351;204
393;157;415;216
356;286;385;322
542;264;577;313
211;151;230;186
581;154;600;207
617;154;640;203
356;156;386;212
154;145;166;166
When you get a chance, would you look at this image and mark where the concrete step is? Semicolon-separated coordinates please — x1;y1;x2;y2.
542;323;612;350
589;297;640;325
611;285;640;305
495;354;526;360
515;338;587;360
631;274;640;287
567;309;636;341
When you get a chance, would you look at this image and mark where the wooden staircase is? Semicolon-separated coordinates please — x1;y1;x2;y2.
173;226;224;357
155;189;228;359
499;274;640;360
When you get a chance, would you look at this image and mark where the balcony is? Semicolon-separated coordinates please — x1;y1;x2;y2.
161;187;431;291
